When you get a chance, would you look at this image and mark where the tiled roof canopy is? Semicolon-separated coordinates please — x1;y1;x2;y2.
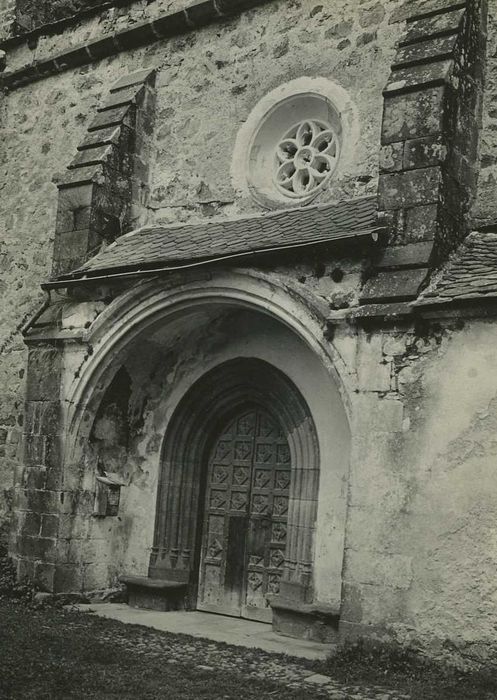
418;232;497;305
54;196;381;283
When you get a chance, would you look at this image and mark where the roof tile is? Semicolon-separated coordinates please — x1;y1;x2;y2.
417;231;497;305
61;196;380;280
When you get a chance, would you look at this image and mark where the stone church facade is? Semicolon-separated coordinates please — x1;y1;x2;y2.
1;0;497;664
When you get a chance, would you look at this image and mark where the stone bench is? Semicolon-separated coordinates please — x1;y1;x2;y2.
119;575;188;612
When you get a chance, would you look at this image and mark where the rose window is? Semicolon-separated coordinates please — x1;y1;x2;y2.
273;120;339;199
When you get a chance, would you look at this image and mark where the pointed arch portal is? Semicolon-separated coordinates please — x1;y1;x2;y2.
149;358;320;615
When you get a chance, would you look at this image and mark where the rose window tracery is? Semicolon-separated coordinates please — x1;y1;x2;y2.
274;119;339;198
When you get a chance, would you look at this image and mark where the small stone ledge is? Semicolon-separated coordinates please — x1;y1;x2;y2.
346;301;415;321
374;241;435;270
399;6;466;48
360;267;430;304
392;34;458;70
0;0;270;92
269;596;340;644
384;59;453;97
390;0;466;25
55;164;104;189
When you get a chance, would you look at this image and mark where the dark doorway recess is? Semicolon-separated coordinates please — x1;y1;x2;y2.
149;357;320;614
198;406;291;622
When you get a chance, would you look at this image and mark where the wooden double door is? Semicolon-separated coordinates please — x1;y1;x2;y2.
197;406;291;622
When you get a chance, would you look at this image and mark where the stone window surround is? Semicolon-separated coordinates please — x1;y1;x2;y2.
231;76;360;210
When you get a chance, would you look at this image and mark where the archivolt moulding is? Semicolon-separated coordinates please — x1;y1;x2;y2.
61;269;353;462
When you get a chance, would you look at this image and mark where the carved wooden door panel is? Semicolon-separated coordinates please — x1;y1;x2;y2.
198;407;291;621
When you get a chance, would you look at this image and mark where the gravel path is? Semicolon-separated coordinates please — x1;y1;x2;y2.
83;612;411;699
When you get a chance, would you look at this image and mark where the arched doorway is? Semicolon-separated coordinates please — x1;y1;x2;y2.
198;405;291;622
149;357;320;614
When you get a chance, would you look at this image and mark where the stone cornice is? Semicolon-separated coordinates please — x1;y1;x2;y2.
2;0;137;50
0;0;270;92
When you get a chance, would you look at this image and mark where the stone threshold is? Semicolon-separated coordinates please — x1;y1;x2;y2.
75;603;335;660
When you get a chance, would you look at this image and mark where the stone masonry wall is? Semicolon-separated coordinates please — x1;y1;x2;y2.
0;0;15;40
4;0;497;667
20;263;497;667
473;0;497;229
0;0;402;539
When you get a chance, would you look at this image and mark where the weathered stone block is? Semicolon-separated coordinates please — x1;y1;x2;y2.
54;564;84;593
25;401;61;436
378;167;441;209
393;34;458;68
86;35;116;61
34;561;56;592
24;434;61;469
114;22;157;51
53;228;93;266
78;125;122;151
405;203;439;241
379;142;404;173
382;87;445;144
55;184;94;234
375;241;434;269
111;68;156;94
58;514;90;539
403;134;447;170
401;7;465;46
41;514;59;539
151;11;190;38
26;347;62;401
16;557;35;583
68;144;117;171
390;0;466;25
67;537;103;563
361;268;430;303
71;490;95;516
385;60;453;96
87;105;131;133
18;511;41;537
271;600;339;643
17;488;61;515
22;466;47;490
185;0;217;27
16;535;56;560
98;84;145;113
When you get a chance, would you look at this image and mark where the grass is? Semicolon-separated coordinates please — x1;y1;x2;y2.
1;591;497;699
0;600;319;700
316;637;497;700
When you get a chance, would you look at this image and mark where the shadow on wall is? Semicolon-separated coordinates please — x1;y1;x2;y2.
90;366;133;482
